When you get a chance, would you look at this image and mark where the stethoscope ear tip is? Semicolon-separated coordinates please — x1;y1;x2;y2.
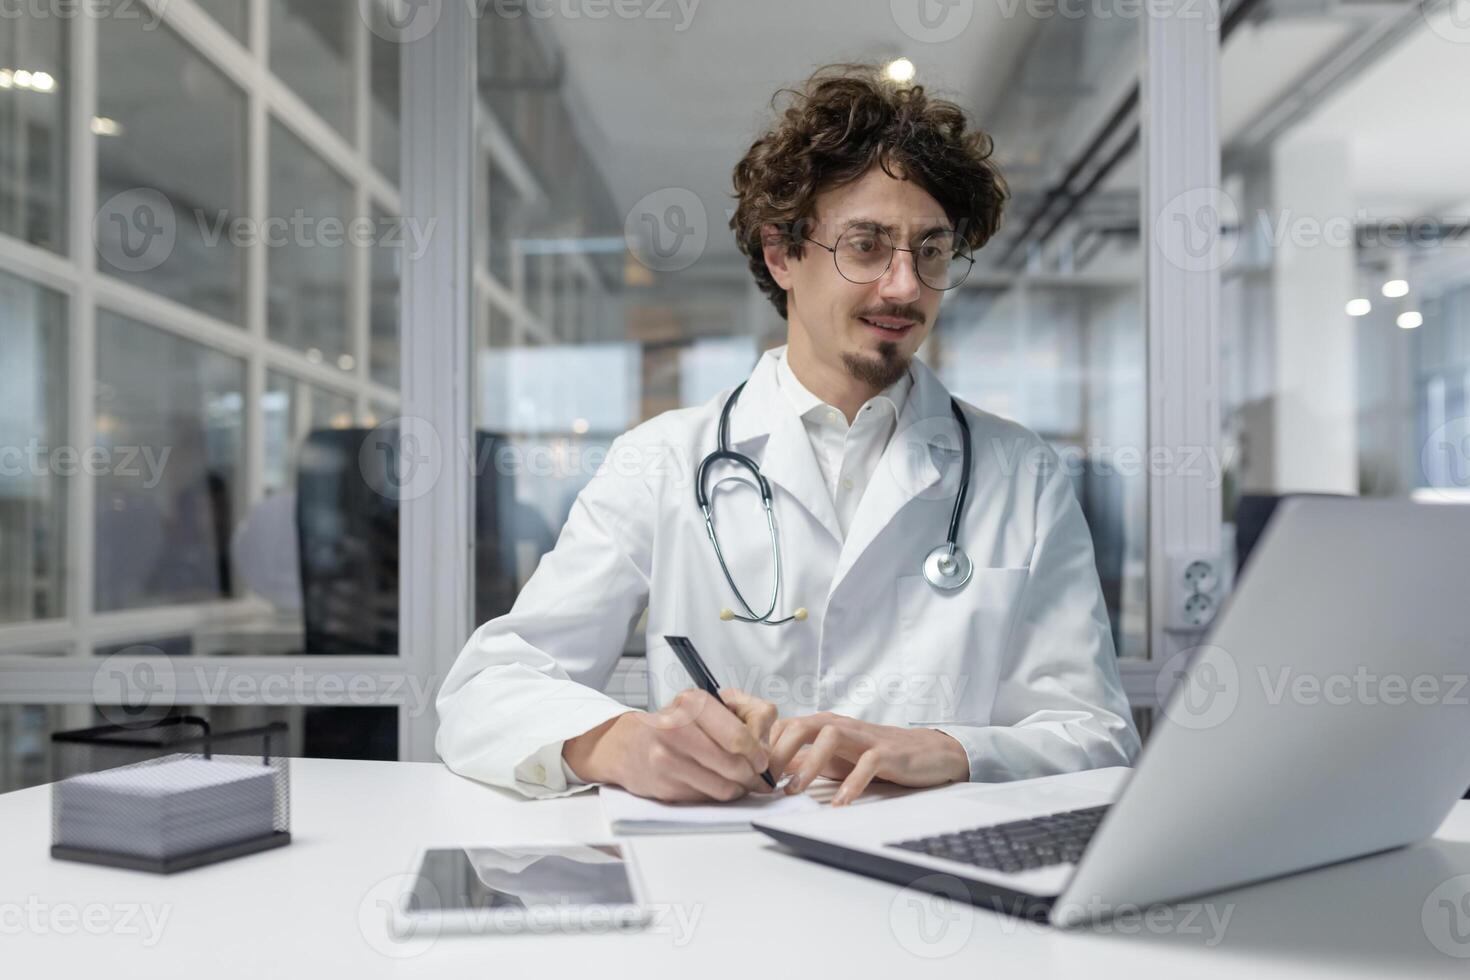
793;607;808;622
719;608;735;621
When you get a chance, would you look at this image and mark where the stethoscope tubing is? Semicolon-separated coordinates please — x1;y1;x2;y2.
698;377;972;624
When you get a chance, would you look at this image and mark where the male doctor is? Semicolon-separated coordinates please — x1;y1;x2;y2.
436;65;1139;806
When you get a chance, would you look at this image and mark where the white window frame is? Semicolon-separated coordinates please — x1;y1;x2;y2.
0;0;416;743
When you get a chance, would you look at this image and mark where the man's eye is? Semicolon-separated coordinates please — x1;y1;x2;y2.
847;237;878;253
919;245;945;260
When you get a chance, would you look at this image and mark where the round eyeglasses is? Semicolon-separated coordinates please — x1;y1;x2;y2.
804;224;974;291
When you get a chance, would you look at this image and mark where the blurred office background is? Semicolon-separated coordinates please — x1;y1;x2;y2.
2;0;1468;791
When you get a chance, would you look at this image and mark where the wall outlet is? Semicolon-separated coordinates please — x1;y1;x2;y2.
1165;552;1224;632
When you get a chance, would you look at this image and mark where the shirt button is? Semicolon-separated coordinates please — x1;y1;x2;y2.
533;763;548;782
842;477;854;490
827;409;840;423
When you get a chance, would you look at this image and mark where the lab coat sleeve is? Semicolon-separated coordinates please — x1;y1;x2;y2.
435;433;659;799
923;447;1141;782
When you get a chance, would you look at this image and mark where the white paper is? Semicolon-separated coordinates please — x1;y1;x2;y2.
600;785;822;835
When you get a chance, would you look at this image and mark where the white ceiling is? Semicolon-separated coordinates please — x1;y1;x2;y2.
536;1;1470;268
1287;6;1470;216
536;0;1136;264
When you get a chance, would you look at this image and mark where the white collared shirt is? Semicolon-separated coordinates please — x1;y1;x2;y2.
774;350;912;539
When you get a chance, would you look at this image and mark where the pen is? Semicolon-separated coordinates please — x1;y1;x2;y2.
663;635;778;789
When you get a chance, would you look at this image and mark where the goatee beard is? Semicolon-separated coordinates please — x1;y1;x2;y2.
841;340;909;390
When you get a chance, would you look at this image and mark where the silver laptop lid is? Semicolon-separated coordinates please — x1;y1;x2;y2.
1057;498;1470;924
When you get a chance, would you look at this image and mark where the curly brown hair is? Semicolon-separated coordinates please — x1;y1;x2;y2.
730;64;1009;319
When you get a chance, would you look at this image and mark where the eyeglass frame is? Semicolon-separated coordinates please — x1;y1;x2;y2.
800;222;976;291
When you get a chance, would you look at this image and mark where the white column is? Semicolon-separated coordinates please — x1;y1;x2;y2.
399;2;476;761
1143;0;1224;664
1268;137;1358;494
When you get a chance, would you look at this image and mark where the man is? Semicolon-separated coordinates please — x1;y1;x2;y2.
436;65;1139;806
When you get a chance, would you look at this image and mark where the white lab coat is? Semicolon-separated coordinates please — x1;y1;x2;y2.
436;346;1140;798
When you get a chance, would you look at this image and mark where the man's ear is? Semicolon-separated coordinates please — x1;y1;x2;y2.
760;223;797;291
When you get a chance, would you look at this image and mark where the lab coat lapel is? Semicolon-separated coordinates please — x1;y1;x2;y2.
828;358;963;595
726;350;844;544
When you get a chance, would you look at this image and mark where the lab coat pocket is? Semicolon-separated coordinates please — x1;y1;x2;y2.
896;567;1030;726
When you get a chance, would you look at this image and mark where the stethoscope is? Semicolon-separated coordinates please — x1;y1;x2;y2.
695;380;974;625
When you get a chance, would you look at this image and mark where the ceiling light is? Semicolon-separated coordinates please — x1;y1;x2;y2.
337;353;356;372
305;347;323;364
1381;279;1409;298
90;116;124;137
884;58;916;84
2;68;59;93
1396;311;1423;330
1345;298;1371;317
571;418;590;435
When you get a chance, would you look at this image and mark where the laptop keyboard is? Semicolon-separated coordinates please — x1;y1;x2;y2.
888;804;1111;874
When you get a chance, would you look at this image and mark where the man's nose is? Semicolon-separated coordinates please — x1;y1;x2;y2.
878;248;923;304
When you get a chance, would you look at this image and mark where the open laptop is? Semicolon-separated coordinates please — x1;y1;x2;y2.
753;497;1470;926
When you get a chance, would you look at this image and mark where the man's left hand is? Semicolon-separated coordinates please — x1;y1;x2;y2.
766;713;970;806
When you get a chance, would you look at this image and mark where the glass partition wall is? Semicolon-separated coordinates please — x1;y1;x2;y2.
1;0;1254;790
0;0;405;788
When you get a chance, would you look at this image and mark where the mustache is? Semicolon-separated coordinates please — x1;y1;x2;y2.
855;305;926;326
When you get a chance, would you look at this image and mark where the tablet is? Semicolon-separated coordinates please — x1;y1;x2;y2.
392;844;651;937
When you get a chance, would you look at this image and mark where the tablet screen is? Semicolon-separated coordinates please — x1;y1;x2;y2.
408;845;637;912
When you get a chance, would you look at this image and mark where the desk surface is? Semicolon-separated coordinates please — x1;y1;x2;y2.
3;758;1469;978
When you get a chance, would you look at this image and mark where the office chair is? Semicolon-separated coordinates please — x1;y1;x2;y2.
295;428;557;657
1234;492;1347;575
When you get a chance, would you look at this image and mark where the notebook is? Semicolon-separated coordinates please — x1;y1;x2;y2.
599;784;823;835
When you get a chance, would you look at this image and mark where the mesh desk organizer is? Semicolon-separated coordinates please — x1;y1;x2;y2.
50;717;291;873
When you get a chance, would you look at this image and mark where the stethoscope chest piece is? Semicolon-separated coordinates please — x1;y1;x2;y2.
923;544;973;590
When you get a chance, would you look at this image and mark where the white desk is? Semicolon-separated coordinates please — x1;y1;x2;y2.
3;759;1469;978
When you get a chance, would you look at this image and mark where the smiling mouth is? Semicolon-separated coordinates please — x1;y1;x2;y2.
857;315;917;333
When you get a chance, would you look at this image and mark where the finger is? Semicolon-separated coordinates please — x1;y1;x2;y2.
787;724;848;795
668;723;765;790
768;713;857;778
832;749;883;806
660;743;751;802
684;690;769;773
719;687;779;746
768;718;820;779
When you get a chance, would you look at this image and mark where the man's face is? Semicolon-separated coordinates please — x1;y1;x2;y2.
763;166;952;389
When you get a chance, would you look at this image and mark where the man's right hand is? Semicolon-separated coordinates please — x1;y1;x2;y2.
562;688;778;802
